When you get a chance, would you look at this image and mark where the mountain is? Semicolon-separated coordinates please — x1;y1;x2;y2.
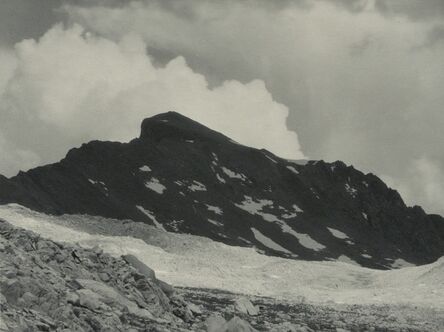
1;112;443;269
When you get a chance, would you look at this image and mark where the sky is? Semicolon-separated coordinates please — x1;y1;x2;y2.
0;0;443;215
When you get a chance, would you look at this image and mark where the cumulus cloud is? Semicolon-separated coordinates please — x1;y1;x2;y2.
62;0;444;215
0;24;304;177
382;158;444;215
0;135;41;175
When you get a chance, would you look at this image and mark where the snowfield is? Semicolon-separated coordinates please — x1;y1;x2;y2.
0;204;443;310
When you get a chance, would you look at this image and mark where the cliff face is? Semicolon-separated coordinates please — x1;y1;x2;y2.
1;112;443;269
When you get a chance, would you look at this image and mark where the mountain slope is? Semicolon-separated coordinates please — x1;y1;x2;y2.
3;207;443;332
0;217;195;331
2;204;444;310
1;112;443;269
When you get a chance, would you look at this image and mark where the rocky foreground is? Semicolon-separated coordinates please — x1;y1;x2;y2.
179;287;443;332
1;219;443;332
0;219;257;331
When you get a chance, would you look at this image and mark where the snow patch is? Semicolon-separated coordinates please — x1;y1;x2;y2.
206;204;223;215
310;188;320;199
216;173;226;183
280;222;325;251
236;196;324;251
207;219;222;227
281;204;303;218
264;154;278;164
188;181;207;192
210;153;219;167
144;178;166;194
88;179;109;194
391;258;415;268
327;227;349;240
282;212;298;219
251;228;292;254
345;183;358;198
338;255;358;265
238;237;251;244
286;165;299;175
139;165;152;172
136;205;165;231
292;204;303;213
235;196;273;215
221;167;247;181
217;233;230;239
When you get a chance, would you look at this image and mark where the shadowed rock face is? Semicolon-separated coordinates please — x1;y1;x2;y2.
0;112;443;269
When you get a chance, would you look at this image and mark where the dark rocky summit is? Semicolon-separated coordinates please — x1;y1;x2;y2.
0;112;443;269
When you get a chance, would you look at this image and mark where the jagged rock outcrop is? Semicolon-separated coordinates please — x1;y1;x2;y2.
0;219;193;331
0;112;443;268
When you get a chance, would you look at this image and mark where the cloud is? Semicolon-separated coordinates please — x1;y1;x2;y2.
0;134;41;175
411;158;444;214
0;24;304;177
321;0;444;20
382;157;444;215
0;0;61;46
421;25;444;48
0;48;17;93
374;0;444;21
61;0;444;215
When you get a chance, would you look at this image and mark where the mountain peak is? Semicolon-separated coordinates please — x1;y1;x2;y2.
139;111;229;143
1;111;443;269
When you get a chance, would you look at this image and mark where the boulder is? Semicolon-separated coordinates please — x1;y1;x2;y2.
122;254;156;280
188;303;203;315
76;279;135;308
225;316;257;332
234;298;259;316
205;314;257;332
76;288;105;311
157;279;174;296
1;280;24;305
206;314;228;332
